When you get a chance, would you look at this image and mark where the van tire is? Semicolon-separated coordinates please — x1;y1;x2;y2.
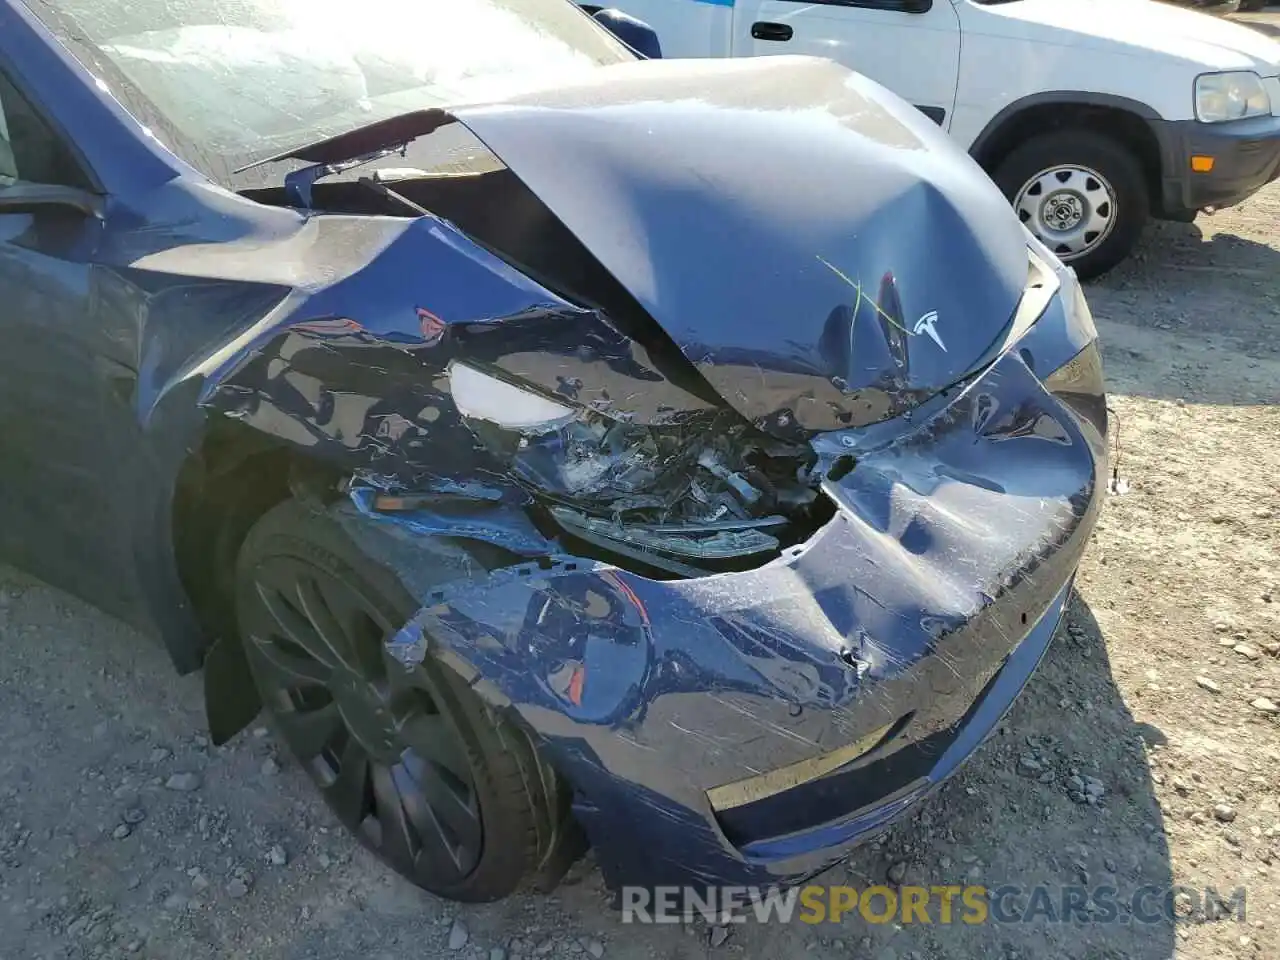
991;128;1148;280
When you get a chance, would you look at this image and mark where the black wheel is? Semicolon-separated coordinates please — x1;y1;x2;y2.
234;499;561;901
991;128;1149;280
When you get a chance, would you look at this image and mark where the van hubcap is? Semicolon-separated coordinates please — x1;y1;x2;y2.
1015;165;1116;261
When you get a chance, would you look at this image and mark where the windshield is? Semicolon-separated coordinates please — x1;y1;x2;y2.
29;0;633;181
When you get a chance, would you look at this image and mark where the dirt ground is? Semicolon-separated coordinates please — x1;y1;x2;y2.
2;73;1280;960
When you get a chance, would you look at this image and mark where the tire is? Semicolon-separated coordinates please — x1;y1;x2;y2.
234;499;565;901
990;128;1149;280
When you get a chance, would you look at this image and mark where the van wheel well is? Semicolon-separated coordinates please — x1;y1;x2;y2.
973;103;1162;215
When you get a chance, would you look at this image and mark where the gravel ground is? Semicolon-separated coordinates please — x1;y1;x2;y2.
2;130;1279;960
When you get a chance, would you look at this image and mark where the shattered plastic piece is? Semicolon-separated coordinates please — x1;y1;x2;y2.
385;613;431;669
349;485;549;556
493;406;820;569
550;506;781;560
1108;475;1131;495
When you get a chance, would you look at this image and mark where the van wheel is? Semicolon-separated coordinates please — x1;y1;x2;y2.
991;129;1148;279
234;499;565;901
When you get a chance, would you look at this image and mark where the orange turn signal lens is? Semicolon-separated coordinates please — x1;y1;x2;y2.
1191;155;1216;173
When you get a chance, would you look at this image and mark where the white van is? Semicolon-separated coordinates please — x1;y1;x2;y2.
597;0;1280;276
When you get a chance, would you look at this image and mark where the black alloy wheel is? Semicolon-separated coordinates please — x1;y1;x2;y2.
234;499;566;901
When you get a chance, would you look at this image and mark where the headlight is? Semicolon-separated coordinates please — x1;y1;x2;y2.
1195;71;1271;123
447;360;576;433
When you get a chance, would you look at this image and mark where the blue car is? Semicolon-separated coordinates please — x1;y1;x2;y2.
0;0;1106;901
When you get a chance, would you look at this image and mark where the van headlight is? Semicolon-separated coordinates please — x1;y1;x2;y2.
1195;72;1271;123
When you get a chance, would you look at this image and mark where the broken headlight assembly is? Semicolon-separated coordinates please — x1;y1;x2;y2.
447;361;823;577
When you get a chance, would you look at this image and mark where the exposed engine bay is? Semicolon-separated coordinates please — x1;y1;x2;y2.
473;409;827;578
442;355;827;576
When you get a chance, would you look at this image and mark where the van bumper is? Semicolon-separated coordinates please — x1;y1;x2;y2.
1153;113;1280;219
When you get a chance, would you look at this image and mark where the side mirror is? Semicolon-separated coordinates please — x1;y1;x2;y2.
591;8;664;59
0;182;103;218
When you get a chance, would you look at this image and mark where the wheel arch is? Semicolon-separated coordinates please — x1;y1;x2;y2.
970;93;1165;214
168;419;541;746
171;417;346;742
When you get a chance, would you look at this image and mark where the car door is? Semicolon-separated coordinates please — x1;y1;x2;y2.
731;0;961;129
0;66;152;625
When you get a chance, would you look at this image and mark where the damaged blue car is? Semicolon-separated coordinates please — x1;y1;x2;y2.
0;0;1107;901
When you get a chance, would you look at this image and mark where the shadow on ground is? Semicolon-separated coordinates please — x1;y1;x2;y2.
1084;218;1280;408
1232;11;1280;37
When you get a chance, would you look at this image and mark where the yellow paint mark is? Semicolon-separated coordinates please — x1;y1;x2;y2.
815;255;911;335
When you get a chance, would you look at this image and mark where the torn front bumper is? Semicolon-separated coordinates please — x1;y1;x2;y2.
347;347;1106;891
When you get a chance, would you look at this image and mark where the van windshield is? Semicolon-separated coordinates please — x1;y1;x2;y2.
29;0;632;179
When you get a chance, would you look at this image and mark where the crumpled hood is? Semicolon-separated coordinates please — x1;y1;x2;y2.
451;56;1031;437
968;0;1280;74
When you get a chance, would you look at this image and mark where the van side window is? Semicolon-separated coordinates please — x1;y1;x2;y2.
0;71;90;189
